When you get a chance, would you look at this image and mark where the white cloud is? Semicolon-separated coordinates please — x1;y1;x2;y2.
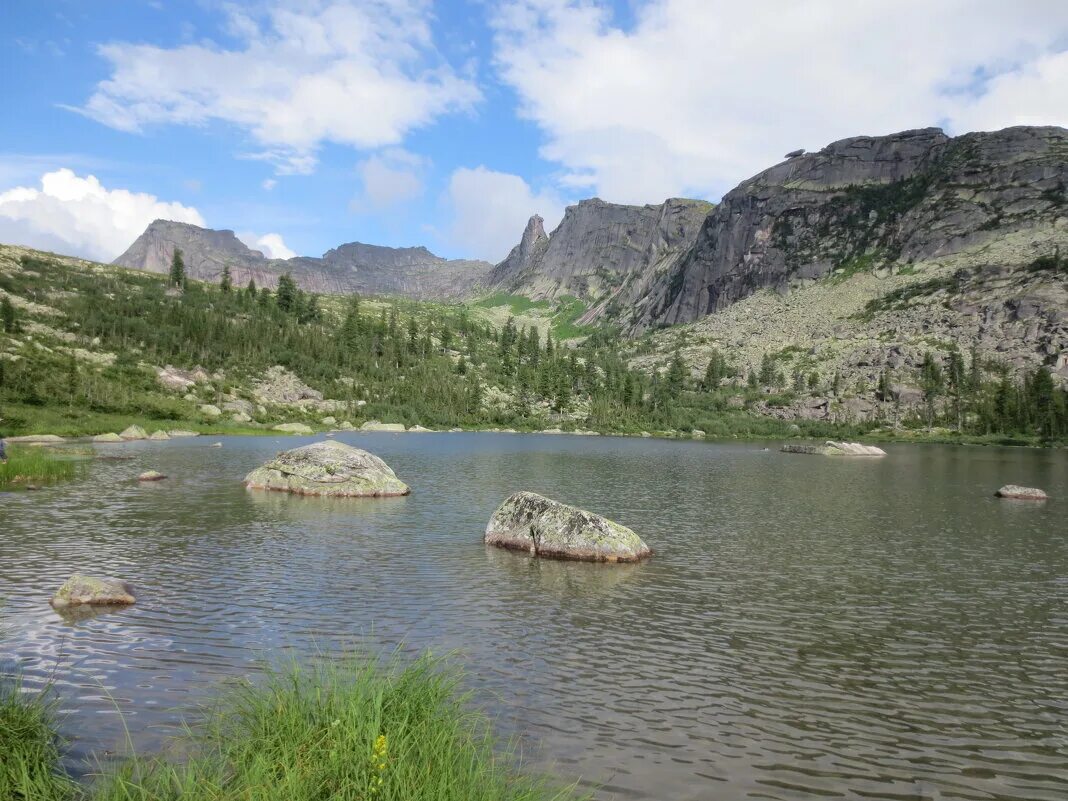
351;148;426;211
238;231;297;260
444;166;564;262
262;178;277;191
78;1;481;174
492;0;1068;203
0;168;204;261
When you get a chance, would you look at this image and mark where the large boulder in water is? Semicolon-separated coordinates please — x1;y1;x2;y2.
119;425;148;440
782;440;886;457
485;491;651;563
50;575;135;608
995;485;1048;500
244;440;410;498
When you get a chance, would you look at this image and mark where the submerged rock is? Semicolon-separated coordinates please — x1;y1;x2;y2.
995;485;1048;500
137;470;166;482
50;575;136;608
92;432;124;443
782;441;887;457
119;425;148;440
244;440;410;498
485;491;651;563
272;422;314;434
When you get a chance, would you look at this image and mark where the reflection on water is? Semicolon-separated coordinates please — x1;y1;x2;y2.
1;433;1066;800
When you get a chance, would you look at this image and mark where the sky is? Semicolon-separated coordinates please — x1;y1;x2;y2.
1;0;1067;266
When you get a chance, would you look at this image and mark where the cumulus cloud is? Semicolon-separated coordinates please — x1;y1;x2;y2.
444;166;564;262
238;231;297;260
78;0;481;174
351;148;426;211
0;168;204;261
492;0;1068;203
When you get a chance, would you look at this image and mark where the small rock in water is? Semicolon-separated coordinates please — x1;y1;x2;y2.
92;432;124;443
50;575;136;608
211;442;223;448
119;425;148;440
244;440;410;498
485;491;651;563
995;485;1048;501
137;470;167;482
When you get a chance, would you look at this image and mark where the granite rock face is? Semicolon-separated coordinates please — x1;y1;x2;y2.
244;440;410;497
631;126;1068;331
489;198;712;310
115;221;492;301
485;491;651;562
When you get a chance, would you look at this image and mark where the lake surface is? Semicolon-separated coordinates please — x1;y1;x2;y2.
1;433;1066;800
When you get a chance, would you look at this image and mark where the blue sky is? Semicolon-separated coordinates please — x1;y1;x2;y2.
1;0;1067;264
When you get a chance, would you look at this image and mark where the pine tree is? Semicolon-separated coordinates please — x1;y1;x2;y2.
246;278;257;299
702;349;726;391
1;295;16;333
169;248;186;287
276;273;297;313
665;350;687;399
220;264;232;293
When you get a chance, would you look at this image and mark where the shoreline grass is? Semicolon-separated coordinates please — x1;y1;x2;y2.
0;445;80;488
0;653;585;801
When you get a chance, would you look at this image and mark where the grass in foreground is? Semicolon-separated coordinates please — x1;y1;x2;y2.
1;653;584;801
0;445;79;488
0;680;76;801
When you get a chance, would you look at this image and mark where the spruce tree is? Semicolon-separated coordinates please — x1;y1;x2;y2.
276;273;297;312
169;248;185;287
220;264;232;293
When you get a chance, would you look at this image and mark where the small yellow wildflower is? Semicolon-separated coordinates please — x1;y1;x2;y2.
369;734;389;795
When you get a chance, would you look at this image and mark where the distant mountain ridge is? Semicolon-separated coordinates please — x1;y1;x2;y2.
113;221;493;301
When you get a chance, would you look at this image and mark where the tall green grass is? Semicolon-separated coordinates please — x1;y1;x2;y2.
0;445;79;488
0;653;584;801
0;680;75;801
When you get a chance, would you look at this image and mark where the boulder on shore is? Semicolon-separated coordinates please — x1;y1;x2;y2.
782;440;886;457
485;491;651;563
119;425;148;440
995;485;1048;501
6;434;65;443
50;575;136;609
137;470;167;482
148;430;171;441
244;440;410;498
272;422;314;434
360;421;406;432
168;430;200;438
92;432;124;443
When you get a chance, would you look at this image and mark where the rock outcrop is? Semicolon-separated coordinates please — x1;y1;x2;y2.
244;440;410;497
50;575;136;608
490;198;712;313
995;484;1048;500
115;220;492;301
485;491;651;562
631;126;1068;331
782;441;887;456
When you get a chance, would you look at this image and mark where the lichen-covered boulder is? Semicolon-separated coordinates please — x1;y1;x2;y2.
137;470;167;482
485;491;651;563
119;425;148;440
360;421;406;432
50;575;135;609
92;432;123;443
148;430;171;441
995;485;1048;500
782;440;886;457
273;422;314;434
244;440;410;498
168;430;199;438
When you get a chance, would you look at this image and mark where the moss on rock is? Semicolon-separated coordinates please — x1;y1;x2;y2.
244;440;410;498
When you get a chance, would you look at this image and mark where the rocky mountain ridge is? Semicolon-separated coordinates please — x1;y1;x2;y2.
114;220;492;301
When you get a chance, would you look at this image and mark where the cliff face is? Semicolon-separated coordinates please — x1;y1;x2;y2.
488;198;712;309
631;126;1068;331
114;221;492;301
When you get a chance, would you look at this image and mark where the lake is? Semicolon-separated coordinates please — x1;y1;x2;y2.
1;433;1066;800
